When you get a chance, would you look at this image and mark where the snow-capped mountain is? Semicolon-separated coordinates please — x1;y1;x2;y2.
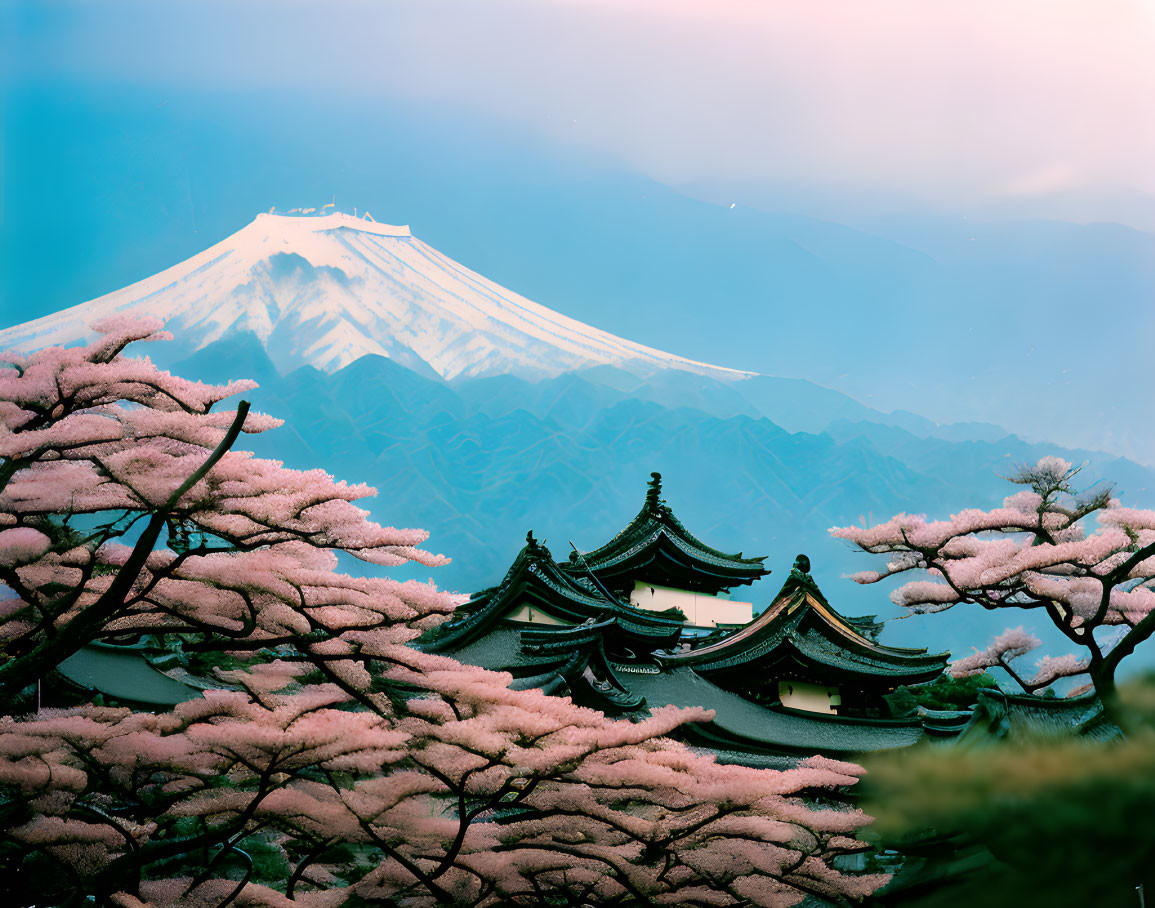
0;212;749;382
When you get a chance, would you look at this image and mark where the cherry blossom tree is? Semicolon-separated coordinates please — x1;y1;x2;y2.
0;319;885;907
0;315;452;710
831;457;1155;717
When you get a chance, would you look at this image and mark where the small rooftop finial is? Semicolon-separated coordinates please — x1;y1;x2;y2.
526;530;537;548
785;554;820;597
646;472;663;510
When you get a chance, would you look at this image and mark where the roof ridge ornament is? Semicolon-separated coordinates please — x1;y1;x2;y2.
646;471;664;513
571;471;770;594
789;554;822;597
525;530;549;558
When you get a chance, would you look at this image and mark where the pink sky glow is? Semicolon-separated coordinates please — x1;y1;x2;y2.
18;0;1155;226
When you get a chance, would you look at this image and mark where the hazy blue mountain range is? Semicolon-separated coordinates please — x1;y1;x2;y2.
171;331;1155;665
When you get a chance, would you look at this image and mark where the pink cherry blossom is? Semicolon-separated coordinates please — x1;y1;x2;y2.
833;456;1155;706
0;319;885;907
951;627;1041;678
0;527;51;566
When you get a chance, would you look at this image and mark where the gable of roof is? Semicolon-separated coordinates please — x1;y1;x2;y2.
655;554;949;685
426;531;683;652
566;473;769;594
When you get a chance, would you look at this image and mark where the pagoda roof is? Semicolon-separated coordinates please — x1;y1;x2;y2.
426;617;645;714
566;473;770;594
425;532;683;653
655;555;949;686
55;642;204;708
510;621;646;712
621;667;926;757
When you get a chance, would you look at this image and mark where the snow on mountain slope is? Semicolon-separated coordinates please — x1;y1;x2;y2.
0;212;750;382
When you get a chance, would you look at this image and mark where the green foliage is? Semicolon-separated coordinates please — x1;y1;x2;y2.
243;835;292;886
904;672;999;712
883;688;918;718
148;633;284;680
183;647;246;677
863;676;1155;907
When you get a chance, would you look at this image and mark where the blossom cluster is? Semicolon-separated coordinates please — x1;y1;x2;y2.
832;458;1155;699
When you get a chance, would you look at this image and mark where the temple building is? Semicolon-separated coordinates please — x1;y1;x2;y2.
36;472;1104;761
425;473;952;764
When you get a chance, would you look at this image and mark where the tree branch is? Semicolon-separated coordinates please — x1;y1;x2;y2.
0;403;251;707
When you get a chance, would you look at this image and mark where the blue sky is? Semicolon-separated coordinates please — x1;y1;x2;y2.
2;0;1153;462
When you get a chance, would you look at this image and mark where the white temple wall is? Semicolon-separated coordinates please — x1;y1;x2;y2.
778;680;841;714
629;582;753;628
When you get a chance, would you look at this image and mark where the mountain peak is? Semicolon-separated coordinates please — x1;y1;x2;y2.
0;210;752;382
252;211;412;238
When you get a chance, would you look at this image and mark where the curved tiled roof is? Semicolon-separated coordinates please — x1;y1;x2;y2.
425;531;683;652
425;617;645;713
565;473;769;594
56;643;203;707
656;555;948;685
623;667;925;756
